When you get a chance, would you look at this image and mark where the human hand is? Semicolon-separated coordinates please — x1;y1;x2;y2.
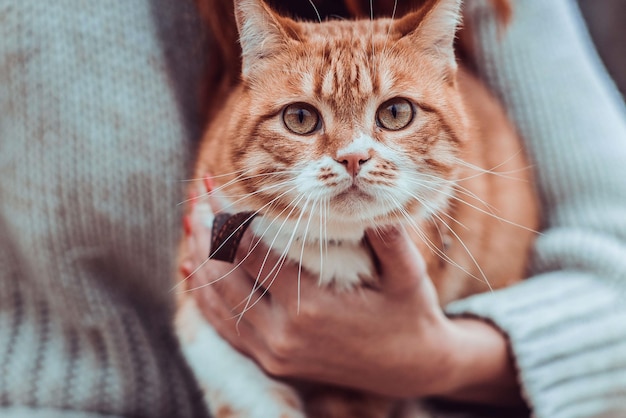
181;181;521;404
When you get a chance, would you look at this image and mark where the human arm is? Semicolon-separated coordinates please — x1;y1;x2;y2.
184;202;523;406
446;0;626;416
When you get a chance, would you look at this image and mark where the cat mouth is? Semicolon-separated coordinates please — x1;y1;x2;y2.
333;184;374;202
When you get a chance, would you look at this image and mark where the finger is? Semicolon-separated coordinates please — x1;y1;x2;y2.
365;226;428;294
187;201;214;265
192;259;273;327
203;174;230;214
195;284;265;357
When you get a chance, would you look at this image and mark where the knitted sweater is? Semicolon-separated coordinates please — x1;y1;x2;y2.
0;1;210;417
0;1;624;418
447;1;626;417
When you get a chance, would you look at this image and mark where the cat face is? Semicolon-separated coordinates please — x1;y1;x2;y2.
211;0;470;235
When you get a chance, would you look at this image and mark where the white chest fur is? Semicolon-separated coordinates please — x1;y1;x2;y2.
249;215;377;288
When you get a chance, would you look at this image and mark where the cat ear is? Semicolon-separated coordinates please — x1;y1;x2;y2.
396;0;462;75
234;0;297;77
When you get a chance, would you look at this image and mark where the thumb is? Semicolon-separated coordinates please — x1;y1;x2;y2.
365;226;429;294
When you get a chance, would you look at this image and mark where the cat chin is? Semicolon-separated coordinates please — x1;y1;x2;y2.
246;212;376;286
249;216;376;288
237;195;432;287
250;215;368;246
246;206;432;288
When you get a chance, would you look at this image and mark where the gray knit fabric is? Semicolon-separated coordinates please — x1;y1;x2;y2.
1;1;625;418
447;1;626;417
0;0;209;417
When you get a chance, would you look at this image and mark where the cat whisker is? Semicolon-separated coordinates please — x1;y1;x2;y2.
403;176;538;234
451;151;533;182
368;0;376;75
319;196;332;285
177;169;292;206
458;148;523;170
452;183;499;213
237;193;314;322
431;211;450;249
307;0;322;23
208;188;300;271
435;207;470;231
176;172;246;206
405;173;497;213
197;194;304;298
380;0;398;63
404;177;497;221
183;185;310;316
177;177;294;209
181;168;298;208
232;254;289;327
297;196;320;313
413;197;488;284
242;193;309;306
393;186;491;287
329;14;347;21
174;211;275;294
210;169;299;190
441;188;540;235
175;186;300;292
402;185;472;231
458;164;533;181
186;168;299;186
239;191;308;291
213;180;298;212
224;241;290;326
174;204;278;295
175;255;213;292
429;208;493;291
399;186;492;288
177;168;250;183
384;192;478;281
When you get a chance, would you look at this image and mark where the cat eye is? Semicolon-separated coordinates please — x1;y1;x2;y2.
282;103;321;135
376;98;414;131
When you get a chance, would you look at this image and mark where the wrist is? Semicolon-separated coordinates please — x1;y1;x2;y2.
438;317;524;406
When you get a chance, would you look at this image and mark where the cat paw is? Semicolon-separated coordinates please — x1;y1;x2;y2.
177;297;306;418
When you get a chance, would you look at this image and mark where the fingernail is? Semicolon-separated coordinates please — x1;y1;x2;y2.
203;175;214;193
367;225;401;242
380;225;400;236
180;263;192;277
183;215;192;236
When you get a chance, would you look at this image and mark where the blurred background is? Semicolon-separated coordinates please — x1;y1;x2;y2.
578;0;626;98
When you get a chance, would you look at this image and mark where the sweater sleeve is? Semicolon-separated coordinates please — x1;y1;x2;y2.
446;1;626;417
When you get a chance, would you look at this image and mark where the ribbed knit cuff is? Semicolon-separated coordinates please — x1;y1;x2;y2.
447;273;626;418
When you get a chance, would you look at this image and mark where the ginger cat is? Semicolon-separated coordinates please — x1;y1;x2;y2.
176;0;538;417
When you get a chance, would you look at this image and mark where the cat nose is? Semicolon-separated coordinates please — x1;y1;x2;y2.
335;152;371;176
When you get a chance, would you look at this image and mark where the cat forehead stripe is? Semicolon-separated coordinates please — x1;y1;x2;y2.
315;47;376;98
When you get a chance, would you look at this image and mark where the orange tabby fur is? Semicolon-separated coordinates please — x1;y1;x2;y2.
195;0;511;118
179;0;538;416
